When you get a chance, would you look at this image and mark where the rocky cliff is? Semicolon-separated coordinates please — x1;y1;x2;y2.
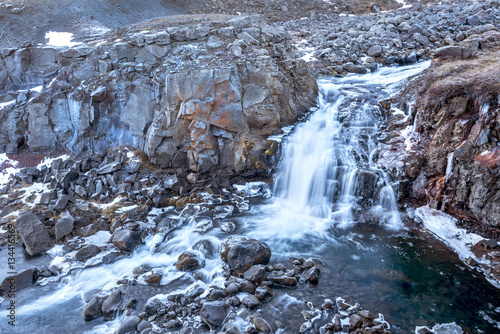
379;31;500;228
0;14;317;176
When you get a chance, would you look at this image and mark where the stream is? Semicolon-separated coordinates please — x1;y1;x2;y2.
4;62;500;333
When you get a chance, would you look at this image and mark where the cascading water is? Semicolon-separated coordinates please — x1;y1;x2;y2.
7;61;500;334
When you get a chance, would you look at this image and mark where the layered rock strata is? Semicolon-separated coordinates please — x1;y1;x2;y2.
0;14;317;175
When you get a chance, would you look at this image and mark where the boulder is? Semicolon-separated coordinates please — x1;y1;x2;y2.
101;290;122;320
0;268;39;297
367;45;382;57
269;275;298;287
176;250;205;271
251;316;272;334
302;266;320;284
242;295;262;309
349;314;363;328
220;236;271;274
145;273;162;285
16;211;52;255
200;301;229;329
243;264;267;282
117;315;141;334
53;194;69;211
55;215;75;240
75;244;102;261
254;286;273;302
82;296;105;320
111;229;142;252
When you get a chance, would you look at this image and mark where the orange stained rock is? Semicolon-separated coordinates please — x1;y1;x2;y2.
475;147;500;168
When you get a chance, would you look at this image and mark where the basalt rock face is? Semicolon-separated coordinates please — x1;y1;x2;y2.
0;14;317;175
379;31;500;226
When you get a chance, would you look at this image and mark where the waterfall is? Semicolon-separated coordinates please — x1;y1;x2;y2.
272;62;431;230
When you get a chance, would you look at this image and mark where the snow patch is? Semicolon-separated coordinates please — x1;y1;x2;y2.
45;31;81;47
0;100;15;110
415;206;484;263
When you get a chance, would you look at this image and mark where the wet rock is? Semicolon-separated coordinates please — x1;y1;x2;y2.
0;268;39;297
238;279;257;293
359;310;376;320
251;316;272;334
137;320;153;332
349;314;364;328
102;290;122;320
227;296;241;307
111;229;142;252
220;236;271;274
143;299;160;316
269;275;298;287
176;250;205;271
75;244;102;261
302;266;320;284
117;315;141;334
243;264;268;282
226;282;240;295
192;239;216;258
209;289;227;301
145;273;162;285
82;296;105;320
254;286;273;302
16;211;52;255
242;295;262;309
200;301;229;329
185;284;205;299
224;323;241;334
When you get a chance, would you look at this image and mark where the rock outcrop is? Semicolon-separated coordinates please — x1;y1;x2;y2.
0;14;317;176
378;31;500;227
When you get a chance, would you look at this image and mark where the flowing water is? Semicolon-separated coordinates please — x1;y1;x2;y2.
5;62;500;333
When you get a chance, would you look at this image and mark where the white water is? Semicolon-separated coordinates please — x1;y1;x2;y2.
13;62;437;333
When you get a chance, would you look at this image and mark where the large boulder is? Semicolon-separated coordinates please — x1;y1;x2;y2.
16;211;52;255
220;236;271;274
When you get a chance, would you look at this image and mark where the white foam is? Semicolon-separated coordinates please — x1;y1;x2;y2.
415;206;484;263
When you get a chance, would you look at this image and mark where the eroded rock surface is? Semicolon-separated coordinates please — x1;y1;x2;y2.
0;14;317;177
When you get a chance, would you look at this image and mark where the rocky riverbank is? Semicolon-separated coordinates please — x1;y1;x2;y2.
1;0;500;333
279;0;500;76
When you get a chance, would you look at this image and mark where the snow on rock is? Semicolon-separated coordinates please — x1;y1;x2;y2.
415;206;484;263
